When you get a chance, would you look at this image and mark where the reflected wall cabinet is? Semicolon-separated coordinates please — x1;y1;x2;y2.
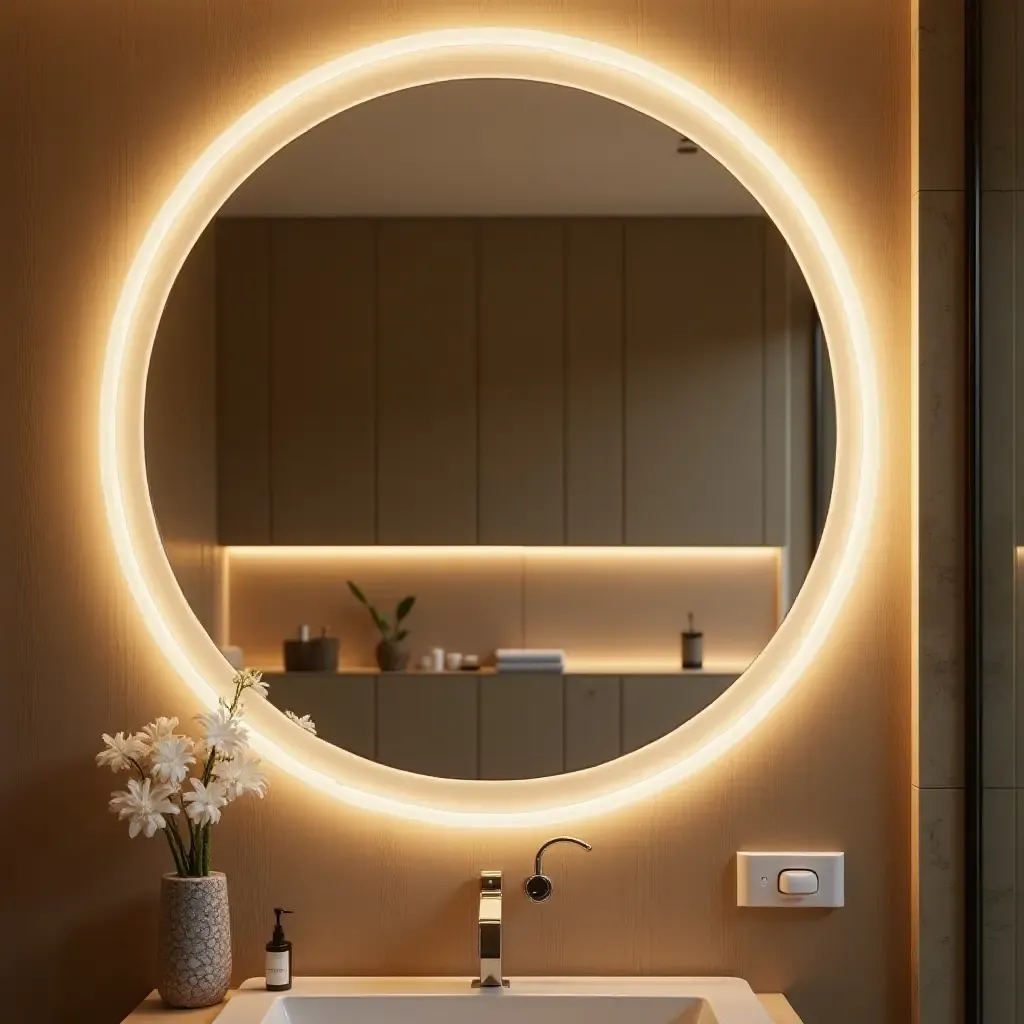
209;216;811;548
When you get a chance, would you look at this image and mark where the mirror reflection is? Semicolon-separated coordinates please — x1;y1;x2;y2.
145;79;835;780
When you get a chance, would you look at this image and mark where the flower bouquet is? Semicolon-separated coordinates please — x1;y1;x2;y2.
95;670;315;1007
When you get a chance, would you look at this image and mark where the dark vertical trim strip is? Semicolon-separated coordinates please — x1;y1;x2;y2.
620;220;628;545
965;0;982;1018
617;675;625;758
372;673;380;762
561;675;568;775
761;219;769;545
561;219;570;544
475;674;483;781
474;220;482;545
266;220;276;544
371;219;380;544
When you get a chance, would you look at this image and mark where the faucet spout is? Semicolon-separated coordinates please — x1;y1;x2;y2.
477;870;506;988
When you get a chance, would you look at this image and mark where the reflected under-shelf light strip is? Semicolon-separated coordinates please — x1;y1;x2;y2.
100;29;878;827
225;545;782;560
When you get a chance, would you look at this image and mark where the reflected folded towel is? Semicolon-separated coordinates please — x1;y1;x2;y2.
498;662;564;674
495;649;566;663
495;648;566;674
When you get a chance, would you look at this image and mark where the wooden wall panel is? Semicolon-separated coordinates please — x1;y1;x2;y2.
146;225;220;638
260;670;742;780
376;220;477;543
478;219;565;543
622;674;736;754
216;219;272;543
564;675;622;771
479;673;564;778
269;219;376;543
214;216;806;550
624;218;766;545
377;674;478;778
5;3;910;1023
565;219;625;544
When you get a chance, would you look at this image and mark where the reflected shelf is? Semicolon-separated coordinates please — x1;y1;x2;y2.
252;665;748;678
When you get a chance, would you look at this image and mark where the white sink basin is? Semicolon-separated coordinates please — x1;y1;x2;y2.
215;977;774;1024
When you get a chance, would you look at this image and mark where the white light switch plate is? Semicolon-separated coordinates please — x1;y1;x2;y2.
736;851;844;908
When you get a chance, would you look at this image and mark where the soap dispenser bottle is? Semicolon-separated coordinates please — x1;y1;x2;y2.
265;908;294;991
681;612;704;669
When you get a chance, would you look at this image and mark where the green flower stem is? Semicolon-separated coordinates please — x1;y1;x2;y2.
186;815;197;873
202;748;217;786
165;815;181;859
174;791;193;873
202;824;212;876
171;818;190;874
163;823;187;876
162;829;181;875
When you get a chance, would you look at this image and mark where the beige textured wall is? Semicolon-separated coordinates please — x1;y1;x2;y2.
3;3;909;1024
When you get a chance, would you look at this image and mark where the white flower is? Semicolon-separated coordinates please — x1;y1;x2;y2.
149;735;195;787
139;716;181;747
285;710;317;736
196;706;249;757
238;669;268;699
108;778;179;838
183;778;229;826
95;732;149;773
213;751;269;800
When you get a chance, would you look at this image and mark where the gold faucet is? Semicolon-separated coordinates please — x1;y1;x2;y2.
476;870;506;988
474;838;592;990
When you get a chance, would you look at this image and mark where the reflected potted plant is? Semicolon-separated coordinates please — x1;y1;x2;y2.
95;670;316;1009
346;580;416;671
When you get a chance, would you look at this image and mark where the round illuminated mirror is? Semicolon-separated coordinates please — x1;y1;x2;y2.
145;78;835;782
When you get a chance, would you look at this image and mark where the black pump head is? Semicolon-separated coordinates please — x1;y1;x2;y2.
272;907;294;942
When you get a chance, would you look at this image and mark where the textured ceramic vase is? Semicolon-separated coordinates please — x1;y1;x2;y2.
158;872;232;1009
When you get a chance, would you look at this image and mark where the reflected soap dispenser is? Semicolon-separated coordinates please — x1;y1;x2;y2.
681;612;703;669
265;908;294;991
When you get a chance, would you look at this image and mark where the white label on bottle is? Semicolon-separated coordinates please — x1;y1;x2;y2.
266;950;290;986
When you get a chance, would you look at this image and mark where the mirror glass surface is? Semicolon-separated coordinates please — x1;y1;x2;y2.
145;79;836;780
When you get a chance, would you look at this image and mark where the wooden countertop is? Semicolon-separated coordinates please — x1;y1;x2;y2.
125;988;802;1022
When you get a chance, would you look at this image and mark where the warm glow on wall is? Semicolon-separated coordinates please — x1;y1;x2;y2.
100;29;879;827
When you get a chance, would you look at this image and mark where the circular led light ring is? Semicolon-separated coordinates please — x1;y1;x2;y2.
101;29;879;828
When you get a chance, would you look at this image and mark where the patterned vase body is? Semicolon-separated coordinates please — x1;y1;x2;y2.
158;872;232;1008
